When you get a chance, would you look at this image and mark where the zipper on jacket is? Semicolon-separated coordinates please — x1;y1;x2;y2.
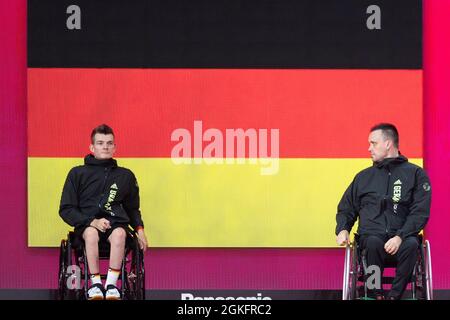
98;167;110;210
384;169;391;234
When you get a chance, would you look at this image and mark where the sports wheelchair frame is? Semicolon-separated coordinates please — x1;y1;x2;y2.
342;235;433;300
58;228;145;300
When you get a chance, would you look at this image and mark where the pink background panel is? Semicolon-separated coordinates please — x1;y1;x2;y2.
0;0;449;290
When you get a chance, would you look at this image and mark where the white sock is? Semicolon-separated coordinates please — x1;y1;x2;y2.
105;267;120;288
90;273;101;286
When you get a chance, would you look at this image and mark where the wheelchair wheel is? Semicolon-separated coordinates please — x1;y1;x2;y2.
125;239;145;300
60;235;85;300
342;244;357;300
412;249;425;300
58;240;68;300
412;239;433;300
350;244;359;300
132;247;145;300
424;240;433;300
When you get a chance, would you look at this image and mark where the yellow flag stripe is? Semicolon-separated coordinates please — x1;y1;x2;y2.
28;157;423;247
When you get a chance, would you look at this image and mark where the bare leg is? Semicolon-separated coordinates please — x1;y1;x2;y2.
108;227;126;270
83;227;100;274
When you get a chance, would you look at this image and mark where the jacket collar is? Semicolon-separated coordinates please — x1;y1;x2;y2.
84;154;117;167
374;154;408;169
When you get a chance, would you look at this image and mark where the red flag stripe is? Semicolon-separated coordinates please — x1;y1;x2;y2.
28;68;422;158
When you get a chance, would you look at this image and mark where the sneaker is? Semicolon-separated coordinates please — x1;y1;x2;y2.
105;284;121;300
87;284;104;300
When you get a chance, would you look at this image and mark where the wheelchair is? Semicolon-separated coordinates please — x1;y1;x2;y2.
342;234;433;300
58;227;145;300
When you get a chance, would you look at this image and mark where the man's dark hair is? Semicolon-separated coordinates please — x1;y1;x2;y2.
370;123;399;148
91;124;114;143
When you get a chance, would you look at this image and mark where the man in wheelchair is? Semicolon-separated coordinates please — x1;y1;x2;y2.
336;123;431;300
59;124;148;300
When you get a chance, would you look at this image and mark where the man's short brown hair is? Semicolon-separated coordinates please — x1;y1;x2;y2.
91;124;114;144
370;123;399;148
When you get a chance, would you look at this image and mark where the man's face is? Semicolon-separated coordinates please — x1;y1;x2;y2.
90;133;116;160
368;129;390;162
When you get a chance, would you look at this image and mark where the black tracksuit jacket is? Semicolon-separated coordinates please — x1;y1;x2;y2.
59;154;144;229
336;155;431;239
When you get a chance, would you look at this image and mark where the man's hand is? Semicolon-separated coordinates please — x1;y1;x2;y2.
336;230;350;246
384;236;402;255
90;218;111;233
137;229;148;252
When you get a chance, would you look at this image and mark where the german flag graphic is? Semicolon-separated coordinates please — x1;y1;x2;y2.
27;0;422;247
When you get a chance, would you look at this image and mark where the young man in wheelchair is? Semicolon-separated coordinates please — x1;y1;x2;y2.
336;123;431;300
59;124;148;300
